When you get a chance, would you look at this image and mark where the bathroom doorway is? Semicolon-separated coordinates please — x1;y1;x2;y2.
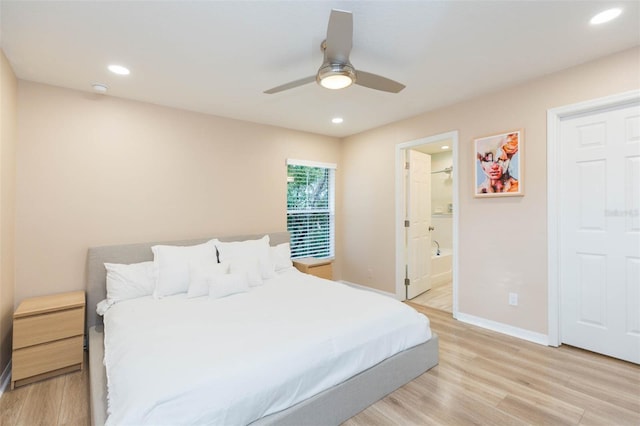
395;131;458;316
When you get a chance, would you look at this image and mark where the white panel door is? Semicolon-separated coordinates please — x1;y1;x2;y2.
407;149;432;299
560;102;640;364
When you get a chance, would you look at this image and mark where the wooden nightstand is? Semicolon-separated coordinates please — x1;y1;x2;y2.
11;291;85;389
293;257;333;280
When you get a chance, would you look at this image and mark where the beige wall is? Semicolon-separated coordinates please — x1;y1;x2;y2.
0;50;17;377
340;47;640;335
8;46;640;349
15;82;341;304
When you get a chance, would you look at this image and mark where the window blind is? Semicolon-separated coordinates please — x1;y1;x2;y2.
286;159;336;259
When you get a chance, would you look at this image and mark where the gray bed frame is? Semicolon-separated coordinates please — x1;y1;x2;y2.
86;232;439;426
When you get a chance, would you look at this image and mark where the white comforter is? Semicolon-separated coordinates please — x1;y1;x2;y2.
103;268;431;425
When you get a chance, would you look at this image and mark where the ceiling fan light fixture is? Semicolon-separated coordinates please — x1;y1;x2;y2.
263;10;405;95
317;63;356;90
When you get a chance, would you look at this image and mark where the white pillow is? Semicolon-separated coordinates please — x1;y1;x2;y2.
96;299;112;316
270;242;293;271
104;261;155;304
187;260;229;298
216;235;275;279
152;240;218;298
229;257;263;287
209;273;250;299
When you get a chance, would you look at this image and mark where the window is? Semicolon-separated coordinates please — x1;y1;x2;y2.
286;159;336;259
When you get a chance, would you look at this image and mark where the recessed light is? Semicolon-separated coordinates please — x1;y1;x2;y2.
108;64;130;75
441;145;449;150
331;117;344;124
590;8;622;25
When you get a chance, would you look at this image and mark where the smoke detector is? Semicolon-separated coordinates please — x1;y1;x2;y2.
92;83;108;94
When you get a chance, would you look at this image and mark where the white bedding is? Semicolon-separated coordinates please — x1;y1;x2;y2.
102;268;431;425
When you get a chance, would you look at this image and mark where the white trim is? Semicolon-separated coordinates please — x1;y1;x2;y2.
547;89;640;347
547;107;561;347
457;313;549;346
395;131;459;319
451;133;460;319
286;158;337;169
0;360;11;397
287;163;336;258
339;280;398;299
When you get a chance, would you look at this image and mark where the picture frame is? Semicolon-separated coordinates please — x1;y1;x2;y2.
474;129;523;198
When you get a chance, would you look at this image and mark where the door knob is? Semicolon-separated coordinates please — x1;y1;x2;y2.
428;226;435;231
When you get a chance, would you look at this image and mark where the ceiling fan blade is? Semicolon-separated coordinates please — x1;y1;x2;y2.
263;76;316;94
355;71;406;93
324;9;353;63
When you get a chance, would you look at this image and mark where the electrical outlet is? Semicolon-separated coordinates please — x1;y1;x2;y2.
509;293;518;306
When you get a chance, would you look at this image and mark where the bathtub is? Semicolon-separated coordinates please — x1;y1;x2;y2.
431;248;452;286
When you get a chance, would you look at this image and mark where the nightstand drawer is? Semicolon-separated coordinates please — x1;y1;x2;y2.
13;307;84;349
12;336;84;381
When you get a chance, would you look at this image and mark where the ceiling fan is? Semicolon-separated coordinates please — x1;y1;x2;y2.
264;9;406;94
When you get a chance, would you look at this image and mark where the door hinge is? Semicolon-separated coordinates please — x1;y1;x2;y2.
404;220;410;227
405;161;410;170
404;278;410;287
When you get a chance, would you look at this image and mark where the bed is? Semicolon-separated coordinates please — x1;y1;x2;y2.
86;232;439;425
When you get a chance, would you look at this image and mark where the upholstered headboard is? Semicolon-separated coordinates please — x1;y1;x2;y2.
86;232;290;331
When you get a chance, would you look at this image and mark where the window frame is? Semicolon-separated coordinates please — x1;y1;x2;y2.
286;159;336;259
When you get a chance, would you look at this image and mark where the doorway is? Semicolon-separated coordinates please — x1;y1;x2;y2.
548;90;640;364
395;131;459;317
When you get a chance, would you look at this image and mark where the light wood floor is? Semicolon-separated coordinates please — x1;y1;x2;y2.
1;305;638;426
345;305;640;426
0;353;89;426
410;280;452;313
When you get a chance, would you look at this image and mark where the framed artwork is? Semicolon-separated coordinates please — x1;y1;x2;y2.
474;130;523;197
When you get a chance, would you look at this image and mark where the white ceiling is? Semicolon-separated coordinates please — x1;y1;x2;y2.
1;1;638;138
414;139;453;155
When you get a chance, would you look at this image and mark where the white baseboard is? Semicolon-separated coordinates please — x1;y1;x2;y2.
339;280;397;299
340;281;548;346
456;312;549;346
0;360;11;397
